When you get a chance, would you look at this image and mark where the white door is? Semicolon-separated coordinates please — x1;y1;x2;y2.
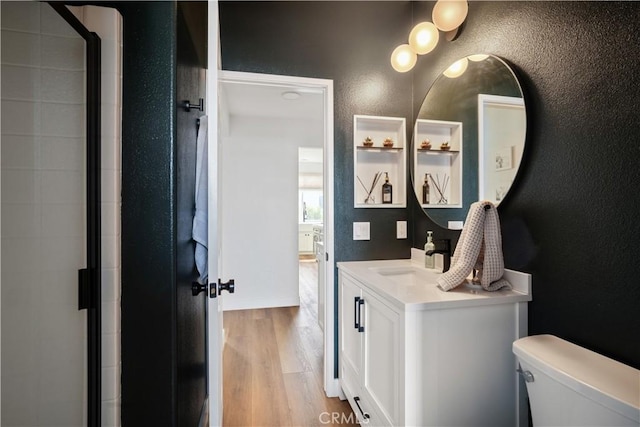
207;1;225;425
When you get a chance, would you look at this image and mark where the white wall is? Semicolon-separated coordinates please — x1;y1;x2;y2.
1;4;122;426
221;114;322;310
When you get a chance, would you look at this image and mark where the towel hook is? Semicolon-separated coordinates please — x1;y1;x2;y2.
182;98;204;112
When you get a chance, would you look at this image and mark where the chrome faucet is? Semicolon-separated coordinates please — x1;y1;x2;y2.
425;239;451;272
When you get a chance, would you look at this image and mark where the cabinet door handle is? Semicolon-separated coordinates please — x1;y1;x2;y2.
358;298;365;332
353;396;370;420
354;296;360;329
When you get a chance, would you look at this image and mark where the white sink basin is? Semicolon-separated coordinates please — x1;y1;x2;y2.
368;266;441;287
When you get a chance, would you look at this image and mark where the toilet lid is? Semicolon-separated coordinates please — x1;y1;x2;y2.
513;334;640;422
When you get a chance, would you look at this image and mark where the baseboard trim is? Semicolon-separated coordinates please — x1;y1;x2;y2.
324;378;344;399
222;296;301;312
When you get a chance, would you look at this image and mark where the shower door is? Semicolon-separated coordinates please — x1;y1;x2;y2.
1;3;101;426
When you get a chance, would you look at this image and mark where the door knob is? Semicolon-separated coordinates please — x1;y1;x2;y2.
192;282;207;296
218;278;235;294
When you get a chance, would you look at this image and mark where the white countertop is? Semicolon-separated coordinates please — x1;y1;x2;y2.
337;249;531;312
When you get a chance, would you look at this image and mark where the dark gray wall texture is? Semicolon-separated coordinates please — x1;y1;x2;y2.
116;3;179;425
219;1;640;369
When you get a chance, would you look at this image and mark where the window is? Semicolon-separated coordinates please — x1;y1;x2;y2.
299;189;323;222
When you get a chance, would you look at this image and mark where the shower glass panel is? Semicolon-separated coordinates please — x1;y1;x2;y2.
1;3;100;425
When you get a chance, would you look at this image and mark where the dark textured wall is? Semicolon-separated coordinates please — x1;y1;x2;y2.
115;2;178;425
411;1;640;369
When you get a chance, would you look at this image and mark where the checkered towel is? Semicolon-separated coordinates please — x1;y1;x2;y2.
436;201;512;292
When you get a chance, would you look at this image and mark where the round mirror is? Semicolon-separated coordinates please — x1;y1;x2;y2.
411;54;526;229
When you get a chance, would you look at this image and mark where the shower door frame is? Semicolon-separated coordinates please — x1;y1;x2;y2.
48;4;102;426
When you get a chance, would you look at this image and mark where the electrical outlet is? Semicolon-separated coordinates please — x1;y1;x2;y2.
396;221;407;239
353;222;370;241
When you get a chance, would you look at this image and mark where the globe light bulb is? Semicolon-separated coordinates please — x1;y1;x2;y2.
390;44;417;73
432;0;468;32
408;22;439;55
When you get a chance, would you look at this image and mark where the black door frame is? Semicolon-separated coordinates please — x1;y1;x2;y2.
48;4;102;426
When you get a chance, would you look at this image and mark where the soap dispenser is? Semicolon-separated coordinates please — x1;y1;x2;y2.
424;231;435;268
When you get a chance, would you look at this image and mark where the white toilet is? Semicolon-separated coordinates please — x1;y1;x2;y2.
513;334;640;426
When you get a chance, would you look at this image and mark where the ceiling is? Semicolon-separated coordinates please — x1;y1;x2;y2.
220;80;324;121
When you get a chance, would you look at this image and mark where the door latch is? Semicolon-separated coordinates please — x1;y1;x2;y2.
210;278;235;298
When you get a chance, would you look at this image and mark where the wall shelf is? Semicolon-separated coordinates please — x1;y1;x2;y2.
413;119;463;208
354;115;407;208
417;149;460;153
357;146;404;151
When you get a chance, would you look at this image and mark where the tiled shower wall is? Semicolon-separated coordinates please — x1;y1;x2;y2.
1;3;122;425
70;6;123;426
1;4;88;424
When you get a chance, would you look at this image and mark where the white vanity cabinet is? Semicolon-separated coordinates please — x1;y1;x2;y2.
338;257;531;427
340;273;400;425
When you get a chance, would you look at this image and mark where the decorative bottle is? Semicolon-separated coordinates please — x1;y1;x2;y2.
382;172;392;204
425;231;435;268
422;173;430;205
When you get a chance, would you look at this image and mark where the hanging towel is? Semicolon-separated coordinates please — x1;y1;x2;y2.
436;200;511;292
193;115;208;282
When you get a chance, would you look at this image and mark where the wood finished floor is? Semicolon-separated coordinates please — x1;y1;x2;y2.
223;260;356;427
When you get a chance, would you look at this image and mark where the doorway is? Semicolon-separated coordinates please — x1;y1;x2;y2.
217;71;339;399
298;146;324;332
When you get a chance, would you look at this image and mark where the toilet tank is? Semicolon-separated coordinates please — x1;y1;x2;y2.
513;335;640;427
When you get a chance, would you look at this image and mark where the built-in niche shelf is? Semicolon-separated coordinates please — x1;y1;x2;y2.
354;115;407;208
413;119;463;208
356;146;404;151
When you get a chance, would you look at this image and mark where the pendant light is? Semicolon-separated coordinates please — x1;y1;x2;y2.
390;0;470;73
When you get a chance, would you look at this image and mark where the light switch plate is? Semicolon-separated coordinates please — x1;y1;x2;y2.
396;221;407;239
353;222;370;241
